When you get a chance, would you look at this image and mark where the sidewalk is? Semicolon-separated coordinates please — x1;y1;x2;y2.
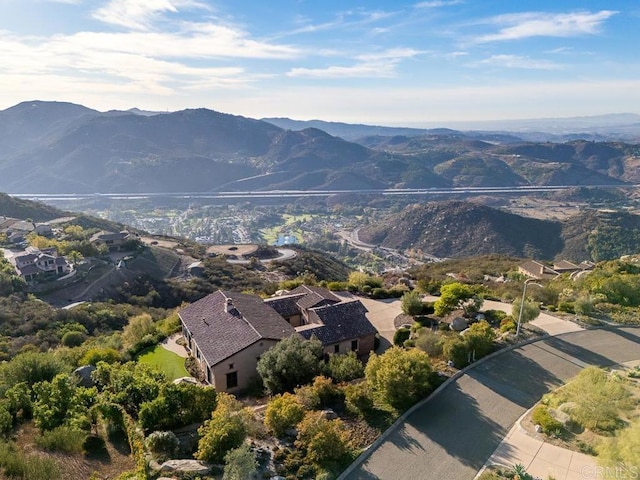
485;416;597;480
160;333;189;358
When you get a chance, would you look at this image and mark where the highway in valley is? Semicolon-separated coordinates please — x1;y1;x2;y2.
10;184;639;202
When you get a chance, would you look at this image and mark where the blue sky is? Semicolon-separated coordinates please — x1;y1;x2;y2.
0;0;638;125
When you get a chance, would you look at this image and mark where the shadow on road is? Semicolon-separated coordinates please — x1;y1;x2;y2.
468;348;565;409
541;335;618;367
399;384;505;470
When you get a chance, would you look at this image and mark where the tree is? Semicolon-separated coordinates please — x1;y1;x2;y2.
295;411;355;475
348;271;369;289
32;373;96;432
67;251;84;266
257;335;323;394
434;282;483;317
511;297;540;326
401;291;423;316
223;443;258;480
122;313;156;350
365;347;432;410
139;382;217;433
464;321;496;359
326;351;364;382
598;418;640;471
264;393;305;437
196;393;248;464
560;367;631;431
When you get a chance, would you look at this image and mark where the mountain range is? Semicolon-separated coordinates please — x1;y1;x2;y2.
360;200;640;262
0;100;639;194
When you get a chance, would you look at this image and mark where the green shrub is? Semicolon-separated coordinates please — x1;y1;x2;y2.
35;425;85;454
344;383;374;417
415;331;443;357
557;301;575;314
145;430;179;461
0;441;61;480
393;327;411;346
264;393;305;438
61;331;86;348
79;347;122;366
295;376;343;410
531;405;563;434
326;352;364;382
499;318;516;333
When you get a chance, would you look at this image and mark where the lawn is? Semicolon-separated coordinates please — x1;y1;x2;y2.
137;345;188;380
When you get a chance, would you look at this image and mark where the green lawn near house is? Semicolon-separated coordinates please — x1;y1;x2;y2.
137;345;188;380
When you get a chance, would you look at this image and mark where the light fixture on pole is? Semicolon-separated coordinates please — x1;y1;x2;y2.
516;278;543;337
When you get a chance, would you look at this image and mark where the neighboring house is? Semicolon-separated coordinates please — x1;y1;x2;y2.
266;285;377;358
0;217;52;243
11;247;72;281
90;231;133;251
518;260;558;279
179;290;296;393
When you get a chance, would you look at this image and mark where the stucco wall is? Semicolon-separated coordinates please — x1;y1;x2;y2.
210;339;280;393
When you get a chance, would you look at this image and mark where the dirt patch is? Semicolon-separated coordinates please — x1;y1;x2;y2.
207;244;258;256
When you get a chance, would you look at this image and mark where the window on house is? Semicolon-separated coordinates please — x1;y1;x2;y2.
351;340;358;352
228;363;234;369
334;344;340;353
226;371;238;389
207;366;212;384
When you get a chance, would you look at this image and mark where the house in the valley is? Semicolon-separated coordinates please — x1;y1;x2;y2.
518;260;558;280
265;285;377;358
11;247;72;281
179;290;296;393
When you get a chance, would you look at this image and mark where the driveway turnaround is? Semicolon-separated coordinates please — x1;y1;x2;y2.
339;327;640;480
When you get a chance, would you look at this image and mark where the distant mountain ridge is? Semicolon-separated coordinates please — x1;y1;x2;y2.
0;100;639;194
359;201;640;262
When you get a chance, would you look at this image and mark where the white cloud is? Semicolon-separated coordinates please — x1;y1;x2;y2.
475;10;618;43
414;1;463;8
477;54;561;70
93;0;209;31
287;48;422;79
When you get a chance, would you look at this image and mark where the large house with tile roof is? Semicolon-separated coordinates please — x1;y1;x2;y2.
179;290;296;393
180;286;378;393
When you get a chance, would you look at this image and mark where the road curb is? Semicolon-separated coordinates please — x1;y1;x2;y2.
337;332;550;480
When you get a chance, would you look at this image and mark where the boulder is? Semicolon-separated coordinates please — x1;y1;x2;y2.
450;317;468;332
319;409;338;420
159;459;210;476
551;405;573;426
74;365;96;387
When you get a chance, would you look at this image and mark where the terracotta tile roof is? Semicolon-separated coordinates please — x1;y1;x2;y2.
297;300;377;346
179;290;295;366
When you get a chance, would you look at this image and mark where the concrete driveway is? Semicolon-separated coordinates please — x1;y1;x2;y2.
335;293;402;353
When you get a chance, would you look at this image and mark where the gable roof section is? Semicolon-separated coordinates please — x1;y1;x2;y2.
289;285;341;310
297;300;377;346
179;290;295;366
264;293;306;317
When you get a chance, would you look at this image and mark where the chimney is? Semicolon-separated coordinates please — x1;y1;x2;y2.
226;298;234;313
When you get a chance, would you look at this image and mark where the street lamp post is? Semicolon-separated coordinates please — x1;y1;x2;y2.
516;278;543;337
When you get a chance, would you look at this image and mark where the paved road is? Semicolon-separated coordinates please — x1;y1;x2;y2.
340;327;640;480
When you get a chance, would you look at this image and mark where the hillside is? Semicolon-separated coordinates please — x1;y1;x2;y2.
0;101;638;194
360;201;640;262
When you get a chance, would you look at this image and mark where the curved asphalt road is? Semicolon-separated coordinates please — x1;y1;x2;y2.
340;327;640;480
